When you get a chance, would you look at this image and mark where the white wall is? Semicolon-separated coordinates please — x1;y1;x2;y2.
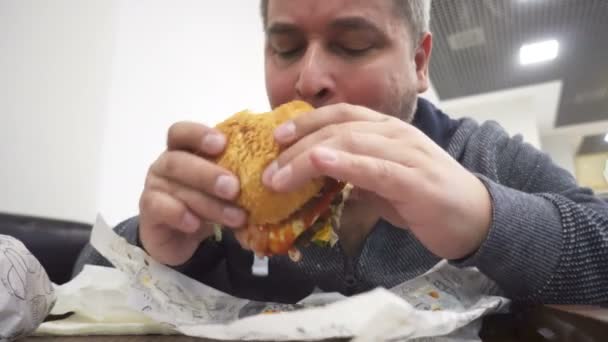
441;93;543;149
0;1;269;226
0;0;116;223
97;1;269;226
438;80;603;180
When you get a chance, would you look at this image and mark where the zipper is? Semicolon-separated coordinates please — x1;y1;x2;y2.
343;251;358;295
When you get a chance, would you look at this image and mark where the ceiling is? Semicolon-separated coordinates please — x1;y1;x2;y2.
578;133;608;154
428;0;608;129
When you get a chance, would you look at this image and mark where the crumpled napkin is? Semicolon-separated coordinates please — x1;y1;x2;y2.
0;235;55;341
33;265;176;336
33;215;511;341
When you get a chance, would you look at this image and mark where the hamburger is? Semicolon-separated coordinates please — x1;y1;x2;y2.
213;100;351;260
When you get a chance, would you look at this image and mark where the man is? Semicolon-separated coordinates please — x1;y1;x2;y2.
76;0;608;305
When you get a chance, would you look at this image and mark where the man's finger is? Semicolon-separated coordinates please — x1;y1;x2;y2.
139;189;201;234
169;180;248;229
273;103;388;145
167;121;227;156
310;147;416;203
359;190;410;228
269;133;423;194
151;150;240;201
264;121;402;186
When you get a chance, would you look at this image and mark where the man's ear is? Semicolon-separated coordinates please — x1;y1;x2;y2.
414;32;433;94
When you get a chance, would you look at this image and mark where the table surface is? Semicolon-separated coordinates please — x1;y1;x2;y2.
23;338;251;342
22;306;608;342
24;337;350;342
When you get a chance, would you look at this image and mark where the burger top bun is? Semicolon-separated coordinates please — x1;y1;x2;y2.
214;100;325;226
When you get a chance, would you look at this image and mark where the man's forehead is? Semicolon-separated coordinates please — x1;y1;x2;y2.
265;0;397;29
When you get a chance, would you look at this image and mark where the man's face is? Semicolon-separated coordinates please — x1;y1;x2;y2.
263;0;431;121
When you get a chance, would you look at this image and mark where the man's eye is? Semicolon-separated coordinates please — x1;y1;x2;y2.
275;47;303;59
339;46;372;56
333;44;373;57
269;38;304;59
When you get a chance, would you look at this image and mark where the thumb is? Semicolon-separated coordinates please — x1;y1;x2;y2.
355;189;409;229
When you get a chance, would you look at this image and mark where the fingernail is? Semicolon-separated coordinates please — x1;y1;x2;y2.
215;175;239;199
314;147;337;164
202;133;225;154
181;211;200;232
274;121;296;142
262;161;279;186
223;207;245;227
272;165;292;190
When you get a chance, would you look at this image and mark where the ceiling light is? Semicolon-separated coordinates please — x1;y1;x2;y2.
604;133;608;143
519;39;559;65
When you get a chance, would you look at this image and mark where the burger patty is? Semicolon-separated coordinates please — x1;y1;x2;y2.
244;179;347;257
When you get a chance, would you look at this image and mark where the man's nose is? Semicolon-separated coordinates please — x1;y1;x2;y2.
294;44;334;107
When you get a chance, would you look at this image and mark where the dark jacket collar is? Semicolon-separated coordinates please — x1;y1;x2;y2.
411;97;460;150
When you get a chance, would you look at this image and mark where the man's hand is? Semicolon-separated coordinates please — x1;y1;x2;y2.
138;122;247;266
262;103;493;260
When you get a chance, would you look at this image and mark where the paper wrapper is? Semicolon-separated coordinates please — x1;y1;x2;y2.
0;235;55;341
35;215;510;341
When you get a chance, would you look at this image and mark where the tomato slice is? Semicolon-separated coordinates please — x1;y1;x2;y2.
302;179;345;228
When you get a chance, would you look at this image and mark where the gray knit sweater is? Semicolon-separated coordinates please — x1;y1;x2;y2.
74;98;608;306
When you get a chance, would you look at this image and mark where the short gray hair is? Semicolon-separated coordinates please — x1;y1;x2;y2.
259;0;432;45
394;0;432;44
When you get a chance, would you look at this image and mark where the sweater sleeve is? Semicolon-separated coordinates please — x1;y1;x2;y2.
449;120;608;306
